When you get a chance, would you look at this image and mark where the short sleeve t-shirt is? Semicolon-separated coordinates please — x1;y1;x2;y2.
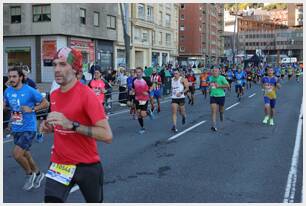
262;76;278;99
4;84;43;132
200;73;209;87
50;81;106;164
209;75;228;97
132;78;150;101
89;79;105;104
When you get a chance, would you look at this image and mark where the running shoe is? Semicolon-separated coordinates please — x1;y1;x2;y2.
211;127;217;132
269;118;274;126
139;128;145;134
33;172;45;188
147;110;155;120
35;133;44;143
262;116;269;124
23;173;36;191
182;116;186;125
171;126;178;133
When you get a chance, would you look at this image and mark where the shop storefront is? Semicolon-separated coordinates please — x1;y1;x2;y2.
69;37;95;72
3;36;36;81
95;40;114;70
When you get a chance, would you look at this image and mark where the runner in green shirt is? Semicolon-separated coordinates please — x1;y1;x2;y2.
208;67;229;132
295;67;302;83
287;66;293;80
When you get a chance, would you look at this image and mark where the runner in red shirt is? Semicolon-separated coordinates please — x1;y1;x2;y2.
150;68;162;113
40;47;113;203
88;68;106;106
186;71;196;105
132;67;153;134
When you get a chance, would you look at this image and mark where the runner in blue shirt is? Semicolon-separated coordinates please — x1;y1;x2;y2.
3;66;49;191
234;67;244;101
226;69;234;92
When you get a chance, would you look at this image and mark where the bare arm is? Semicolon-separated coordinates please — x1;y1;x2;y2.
34;98;49;111
46;112;113;143
74;119;113;143
182;78;189;93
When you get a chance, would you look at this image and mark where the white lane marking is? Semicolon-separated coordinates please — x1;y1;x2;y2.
248;93;256;98
167;120;207;141
108;92;201;117
70;185;79;193
225;102;240;111
283;101;303;203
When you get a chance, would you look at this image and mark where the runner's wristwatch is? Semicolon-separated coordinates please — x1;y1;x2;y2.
71;121;80;131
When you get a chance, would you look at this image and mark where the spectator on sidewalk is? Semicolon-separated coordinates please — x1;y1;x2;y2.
118;70;128;106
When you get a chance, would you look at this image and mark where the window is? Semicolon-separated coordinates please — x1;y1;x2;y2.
165;14;171;27
181;4;184;9
180;25;184;31
107;15;116;29
166;33;171;45
80;8;86;24
180;46;185;52
33;4;51;22
159;32;162;44
134;27;141;40
147;6;153;22
159;11;163;26
138;4;145;19
11;6;21;23
94;12;99;27
180;14;184;20
142;31;148;42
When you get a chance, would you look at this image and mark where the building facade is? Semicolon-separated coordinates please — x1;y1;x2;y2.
178;3;224;66
115;3;179;69
239;28;303;62
4;3;117;82
288;3;303;27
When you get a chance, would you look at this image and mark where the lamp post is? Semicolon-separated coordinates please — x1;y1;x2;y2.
289;39;294;65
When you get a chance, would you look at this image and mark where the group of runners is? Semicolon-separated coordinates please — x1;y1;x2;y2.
3;45;303;203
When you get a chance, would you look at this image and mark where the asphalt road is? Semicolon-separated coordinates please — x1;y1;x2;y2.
3;77;303;203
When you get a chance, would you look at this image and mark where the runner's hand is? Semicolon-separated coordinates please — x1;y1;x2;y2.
143;91;149;96
21;106;33;113
46;112;73;130
39;120;53;134
176;92;182;97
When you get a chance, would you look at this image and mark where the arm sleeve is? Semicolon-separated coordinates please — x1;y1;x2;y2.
84;88;106;125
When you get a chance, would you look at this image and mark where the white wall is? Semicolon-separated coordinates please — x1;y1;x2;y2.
3;36;36;80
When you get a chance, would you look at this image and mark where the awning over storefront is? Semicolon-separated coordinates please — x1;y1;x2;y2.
5;47;31;52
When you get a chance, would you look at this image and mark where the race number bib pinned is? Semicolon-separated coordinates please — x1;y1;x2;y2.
11;111;23;125
237;80;242;84
46;163;76;186
139;100;147;105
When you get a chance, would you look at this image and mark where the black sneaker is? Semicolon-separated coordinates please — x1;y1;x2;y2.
182;116;186;125
211;127;217;132
171;126;178;133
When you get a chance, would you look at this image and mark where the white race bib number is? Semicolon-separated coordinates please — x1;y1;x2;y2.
11;111;23;125
139;100;147;105
46;163;76;186
237;80;242;84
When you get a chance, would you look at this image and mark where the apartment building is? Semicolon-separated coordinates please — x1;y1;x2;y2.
4;3;117;82
115;3;179;69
